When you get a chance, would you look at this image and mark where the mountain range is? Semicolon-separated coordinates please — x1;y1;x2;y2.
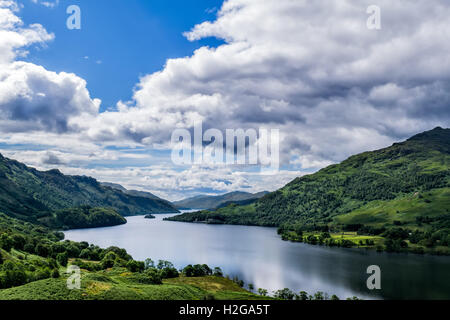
173;191;269;210
0;154;179;225
100;182;170;202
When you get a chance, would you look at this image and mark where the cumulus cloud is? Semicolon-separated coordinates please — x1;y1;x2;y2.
0;1;100;133
79;0;450;167
0;0;53;63
1;0;450;199
0;62;101;132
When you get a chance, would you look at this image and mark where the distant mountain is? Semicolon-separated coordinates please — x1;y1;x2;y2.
173;191;269;210
169;127;450;233
101;182;166;201
0;154;179;224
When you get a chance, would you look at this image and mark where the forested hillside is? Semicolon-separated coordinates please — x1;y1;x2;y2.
40;206;127;230
0;154;179;224
168;128;450;254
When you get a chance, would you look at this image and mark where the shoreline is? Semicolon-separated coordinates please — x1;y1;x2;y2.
164;218;450;257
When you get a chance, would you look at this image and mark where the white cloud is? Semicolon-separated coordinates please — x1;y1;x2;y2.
0;1;101;133
0;0;53;63
30;0;59;9
1;0;450;200
0;61;101;132
81;0;450;165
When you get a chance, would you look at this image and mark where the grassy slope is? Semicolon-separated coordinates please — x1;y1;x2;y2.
0;268;260;300
164;276;264;300
334;188;450;228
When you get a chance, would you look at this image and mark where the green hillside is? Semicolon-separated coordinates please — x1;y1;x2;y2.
40;206;127;230
0;212;261;300
0;270;261;301
168;127;450;254
0;154;179;224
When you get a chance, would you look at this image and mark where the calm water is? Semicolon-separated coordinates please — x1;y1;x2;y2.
64;213;450;300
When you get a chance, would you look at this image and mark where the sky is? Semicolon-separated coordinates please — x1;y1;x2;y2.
0;0;449;201
19;0;225;110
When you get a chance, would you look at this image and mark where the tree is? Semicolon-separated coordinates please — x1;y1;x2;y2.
306;235;317;245
12;234;26;250
24;243;35;254
145;258;155;269
1;261;27;288
101;251;117;269
126;260;145;273
183;264;194;277
33;268;51;281
443;234;450;247
296;291;309;300
213;267;223;277
236;279;244;288
52;269;60;278
51;242;66;255
56;252;68;267
35;244;50;257
314;291;325;300
79;249;91;260
201;264;212;276
319;232;331;240
157;260;174;270
258;288;268;296
159;266;179;279
383;228;409;240
294;226;303;238
274;288;295;300
0;234;13;252
140;268;162;284
340;239;355;248
102;246;131;261
184;264;213;277
248;283;254;291
66;243;81;258
47;258;58;269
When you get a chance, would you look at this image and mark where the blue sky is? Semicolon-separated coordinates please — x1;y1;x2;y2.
0;0;449;200
20;0;224;110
